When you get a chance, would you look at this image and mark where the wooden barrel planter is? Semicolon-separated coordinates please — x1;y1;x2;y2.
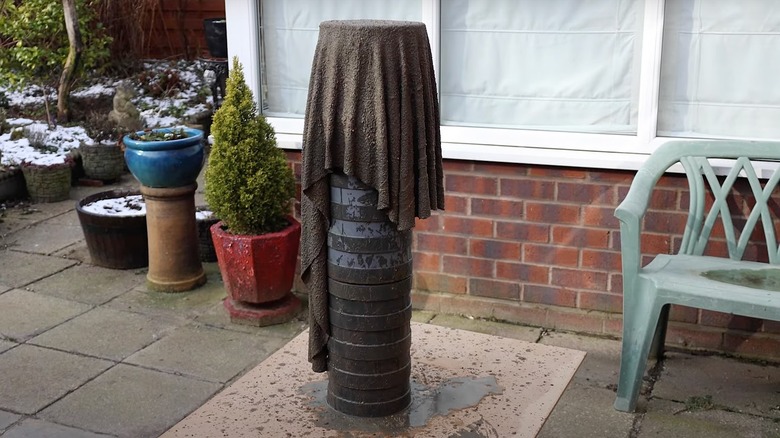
0;167;27;201
326;173;413;417
76;189;148;269
195;206;219;263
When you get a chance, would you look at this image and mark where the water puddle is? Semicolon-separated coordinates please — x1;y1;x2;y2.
299;375;503;436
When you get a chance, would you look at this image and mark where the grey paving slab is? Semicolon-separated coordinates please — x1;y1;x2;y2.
2;418;115;438
638;398;780;437
0;345;112;414
0;250;76;288
105;266;226;319
27;263;146;305
0;410;21;431
539;331;623;389
194;297;308;336
537;381;636;438
124;324;290;383
40;363;220;438
429;313;543;342
653;352;780;419
4;218;85;255
0;289;91;341
411;310;436;323
29;307;184;361
0;339;17;353
0;203;73;237
51;239;91;264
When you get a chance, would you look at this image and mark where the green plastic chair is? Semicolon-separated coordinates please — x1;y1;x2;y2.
613;140;780;412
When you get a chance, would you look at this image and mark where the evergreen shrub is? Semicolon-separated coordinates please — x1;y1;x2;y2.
205;58;296;235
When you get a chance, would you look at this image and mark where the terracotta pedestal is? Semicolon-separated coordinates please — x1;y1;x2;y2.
141;183;206;292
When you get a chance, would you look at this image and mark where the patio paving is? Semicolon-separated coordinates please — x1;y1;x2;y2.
0;177;778;437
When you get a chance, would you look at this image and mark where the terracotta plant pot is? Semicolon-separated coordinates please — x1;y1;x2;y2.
211;216;301;304
76;189;148;269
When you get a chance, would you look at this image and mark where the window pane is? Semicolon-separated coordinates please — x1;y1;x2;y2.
440;0;643;134
260;0;422;117
658;0;780;139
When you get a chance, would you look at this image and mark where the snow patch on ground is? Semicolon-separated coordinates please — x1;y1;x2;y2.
1;120;89;166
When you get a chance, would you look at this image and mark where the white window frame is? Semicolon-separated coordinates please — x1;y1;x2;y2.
224;0;700;171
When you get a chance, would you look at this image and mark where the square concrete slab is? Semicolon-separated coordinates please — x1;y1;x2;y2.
0;250;76;288
51;240;91;264
40;363;221;438
2;418;114;438
0;410;21;431
652;352;780;419
106;267;226;319
536;381;636;438
162;323;586;438
0;340;17;353
0;202;75;236
0;289;91;341
29;307;184;361
0;345;112;414
28;264;146;305
539;331;623;389
4;217;85;255
194;298;308;336
639;398;780;437
124;324;295;383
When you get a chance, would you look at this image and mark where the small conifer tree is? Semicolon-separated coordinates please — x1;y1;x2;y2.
205;58;296;235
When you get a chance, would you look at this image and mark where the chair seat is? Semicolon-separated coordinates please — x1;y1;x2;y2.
639;254;780;322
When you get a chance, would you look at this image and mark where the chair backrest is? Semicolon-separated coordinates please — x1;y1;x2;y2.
646;141;780;263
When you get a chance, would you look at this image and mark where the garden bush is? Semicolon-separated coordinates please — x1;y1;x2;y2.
0;0;112;87
205;58;296;235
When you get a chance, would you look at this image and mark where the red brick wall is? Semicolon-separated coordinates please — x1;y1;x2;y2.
285;151;780;362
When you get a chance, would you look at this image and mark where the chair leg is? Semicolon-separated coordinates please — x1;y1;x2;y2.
614;299;663;412
649;304;670;360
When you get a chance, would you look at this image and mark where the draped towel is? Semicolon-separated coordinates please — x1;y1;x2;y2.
301;20;444;372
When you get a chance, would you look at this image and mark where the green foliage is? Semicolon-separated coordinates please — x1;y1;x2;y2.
0;0;112;86
205;58;296;235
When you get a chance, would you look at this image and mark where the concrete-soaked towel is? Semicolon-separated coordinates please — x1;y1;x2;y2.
301;20;444;372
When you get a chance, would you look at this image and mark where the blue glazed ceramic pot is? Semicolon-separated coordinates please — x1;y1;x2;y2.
123;127;205;188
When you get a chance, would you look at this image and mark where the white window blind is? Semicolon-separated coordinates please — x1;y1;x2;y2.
440;0;643;134
658;0;780;139
260;0;422;117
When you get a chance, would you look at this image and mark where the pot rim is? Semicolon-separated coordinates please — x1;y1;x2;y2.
123;127;203;152
210;216;301;240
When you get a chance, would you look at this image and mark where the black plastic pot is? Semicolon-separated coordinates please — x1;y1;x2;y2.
203;18;228;59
